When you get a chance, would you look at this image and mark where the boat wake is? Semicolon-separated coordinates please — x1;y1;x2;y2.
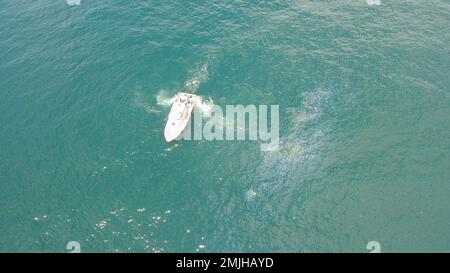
194;96;214;117
156;89;173;107
155;63;212;114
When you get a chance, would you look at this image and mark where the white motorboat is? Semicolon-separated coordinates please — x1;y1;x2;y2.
164;92;197;142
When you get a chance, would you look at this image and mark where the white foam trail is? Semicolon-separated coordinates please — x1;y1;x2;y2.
156;89;173;107
195;96;214;117
155;63;211;116
246;189;257;202
66;0;81;6
366;0;381;6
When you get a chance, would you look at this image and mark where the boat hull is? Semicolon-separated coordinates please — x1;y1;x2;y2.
164;93;197;142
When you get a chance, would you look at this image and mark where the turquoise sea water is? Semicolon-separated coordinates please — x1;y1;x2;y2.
0;1;449;252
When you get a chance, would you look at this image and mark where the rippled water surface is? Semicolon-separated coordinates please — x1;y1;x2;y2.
0;0;449;252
